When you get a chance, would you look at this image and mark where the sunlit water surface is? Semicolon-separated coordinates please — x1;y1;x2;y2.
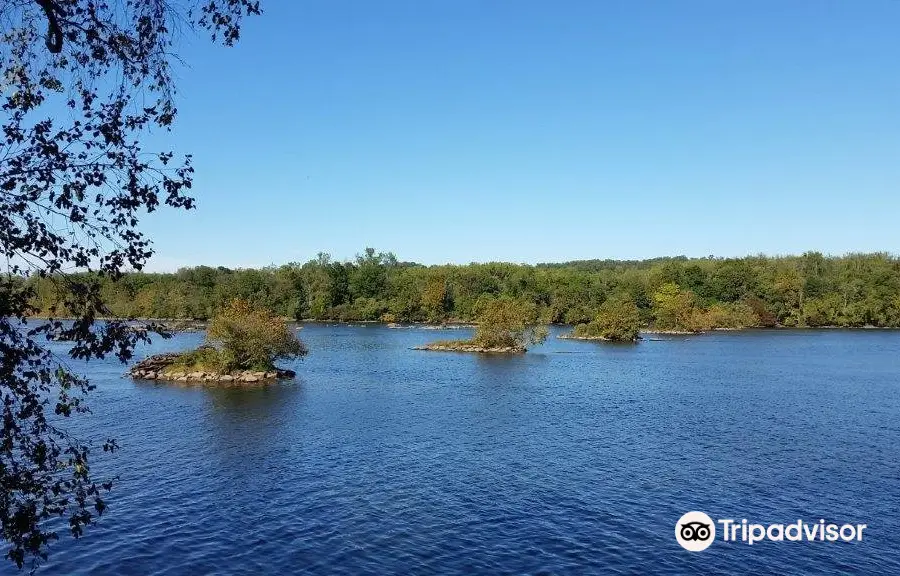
19;325;900;574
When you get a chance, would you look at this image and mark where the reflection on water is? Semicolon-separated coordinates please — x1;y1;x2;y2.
204;383;303;444
205;381;304;415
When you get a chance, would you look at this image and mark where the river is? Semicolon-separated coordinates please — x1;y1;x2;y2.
26;325;900;574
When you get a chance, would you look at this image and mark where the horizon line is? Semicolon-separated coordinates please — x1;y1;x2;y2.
138;249;900;274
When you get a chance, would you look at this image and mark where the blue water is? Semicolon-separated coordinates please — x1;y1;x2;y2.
18;325;900;574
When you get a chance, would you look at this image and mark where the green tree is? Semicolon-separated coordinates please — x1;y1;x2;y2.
708;259;757;302
207;299;307;371
327;262;350;307
293;280;309;321
0;1;260;568
473;297;548;349
350;247;394;300
575;293;641;341
651;283;697;331
387;269;424;321
302;253;333;320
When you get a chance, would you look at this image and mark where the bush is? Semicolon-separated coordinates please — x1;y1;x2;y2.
207;298;308;371
473;296;548;349
166;345;228;373
350;297;383;321
574;293;641;341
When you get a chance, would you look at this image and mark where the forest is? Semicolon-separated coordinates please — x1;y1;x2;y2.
23;249;900;331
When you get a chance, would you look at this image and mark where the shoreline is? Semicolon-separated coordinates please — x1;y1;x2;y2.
413;341;526;354
25;316;900;333
558;334;642;342
128;352;296;384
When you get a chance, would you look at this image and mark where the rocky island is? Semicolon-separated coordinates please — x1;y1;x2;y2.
129;299;306;385
128;349;296;383
415;297;547;354
413;341;526;354
559;293;643;342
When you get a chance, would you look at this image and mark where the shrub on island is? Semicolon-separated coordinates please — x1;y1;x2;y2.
566;293;642;342
129;299;307;383
416;296;548;353
207;298;308;371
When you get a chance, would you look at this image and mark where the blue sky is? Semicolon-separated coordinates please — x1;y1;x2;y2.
141;0;900;270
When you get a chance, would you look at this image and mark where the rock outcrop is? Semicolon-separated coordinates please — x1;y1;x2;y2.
128;353;295;384
413;341;525;354
158;320;207;333
558;333;612;341
558;333;643;342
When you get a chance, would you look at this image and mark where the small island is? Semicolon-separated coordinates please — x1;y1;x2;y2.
129;299;307;384
559;293;643;342
415;297;548;354
561;286;762;341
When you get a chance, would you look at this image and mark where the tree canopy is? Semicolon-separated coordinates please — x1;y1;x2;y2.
26;250;900;332
0;1;259;569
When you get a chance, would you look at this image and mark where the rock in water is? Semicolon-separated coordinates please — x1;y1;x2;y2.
127;352;297;384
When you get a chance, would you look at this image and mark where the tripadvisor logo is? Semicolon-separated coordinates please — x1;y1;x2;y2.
675;511;868;551
676;511;716;551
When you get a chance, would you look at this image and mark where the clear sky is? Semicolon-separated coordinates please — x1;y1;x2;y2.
141;0;900;270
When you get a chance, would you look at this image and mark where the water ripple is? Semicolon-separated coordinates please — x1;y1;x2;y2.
23;326;900;575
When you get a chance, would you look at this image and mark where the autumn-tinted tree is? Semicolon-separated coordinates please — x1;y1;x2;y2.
696;302;760;330
0;1;260;569
20;250;900;332
651;283;697;331
207;299;307;371
574;293;642;341
472;296;548;350
421;275;452;322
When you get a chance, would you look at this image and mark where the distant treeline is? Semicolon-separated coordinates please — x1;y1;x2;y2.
23;249;900;330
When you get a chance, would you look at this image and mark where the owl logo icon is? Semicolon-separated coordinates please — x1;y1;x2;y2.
676;511;716;551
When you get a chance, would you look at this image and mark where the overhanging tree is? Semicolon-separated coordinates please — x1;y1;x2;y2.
0;1;260;569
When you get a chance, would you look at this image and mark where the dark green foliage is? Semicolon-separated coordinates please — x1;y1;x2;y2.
26;251;900;331
293;280;309;321
574;293;642;341
0;1;259;569
351;248;395;299
327;262;350;307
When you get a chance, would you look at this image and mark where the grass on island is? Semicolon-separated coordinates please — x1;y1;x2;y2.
163;299;308;375
423;338;524;352
420;297;548;352
164;346;229;373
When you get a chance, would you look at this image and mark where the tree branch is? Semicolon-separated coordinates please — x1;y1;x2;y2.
34;0;64;53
